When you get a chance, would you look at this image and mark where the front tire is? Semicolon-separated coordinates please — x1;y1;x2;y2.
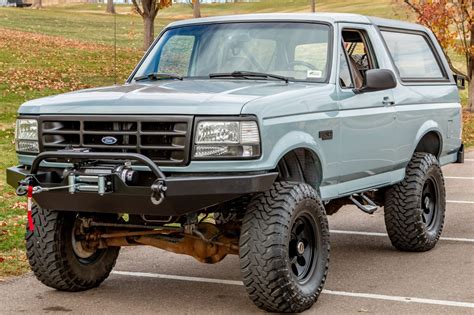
384;152;446;252
26;206;120;291
239;182;330;313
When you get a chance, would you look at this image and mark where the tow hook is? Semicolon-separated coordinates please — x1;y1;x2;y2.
16;177;34;197
150;180;167;205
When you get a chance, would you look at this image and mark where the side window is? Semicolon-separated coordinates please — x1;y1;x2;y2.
339;45;353;88
157;35;195;76
381;31;445;80
341;29;378;89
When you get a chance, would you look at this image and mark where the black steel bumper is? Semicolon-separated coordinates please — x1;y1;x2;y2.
6;152;277;216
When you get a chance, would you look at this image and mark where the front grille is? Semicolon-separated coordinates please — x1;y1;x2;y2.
39;116;193;166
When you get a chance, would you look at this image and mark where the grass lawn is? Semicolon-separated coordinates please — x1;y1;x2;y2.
0;0;470;278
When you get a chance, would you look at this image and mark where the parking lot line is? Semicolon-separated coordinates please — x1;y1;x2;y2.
447;200;474;204
330;230;474;243
322;290;474;309
113;270;243;286
445;176;474;180
111;271;474;309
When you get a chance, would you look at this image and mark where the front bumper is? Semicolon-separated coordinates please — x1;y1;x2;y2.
7;152;277;216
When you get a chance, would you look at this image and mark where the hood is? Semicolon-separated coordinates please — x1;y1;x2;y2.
18;80;318;116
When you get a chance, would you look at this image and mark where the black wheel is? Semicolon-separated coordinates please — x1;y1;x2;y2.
384;152;446;252
26;206;120;291
239;182;330;313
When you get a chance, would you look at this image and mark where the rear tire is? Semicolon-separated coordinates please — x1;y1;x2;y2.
239;182;330;313
384;152;446;252
26;206;120;291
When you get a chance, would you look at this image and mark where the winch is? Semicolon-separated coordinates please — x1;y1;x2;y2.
17;163;138;196
15;151;168;206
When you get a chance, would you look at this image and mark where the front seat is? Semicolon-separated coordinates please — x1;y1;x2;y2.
348;56;364;89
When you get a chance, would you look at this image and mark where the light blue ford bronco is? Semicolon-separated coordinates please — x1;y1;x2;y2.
7;13;464;313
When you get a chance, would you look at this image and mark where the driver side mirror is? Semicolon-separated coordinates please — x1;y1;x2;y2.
354;69;397;94
454;74;466;90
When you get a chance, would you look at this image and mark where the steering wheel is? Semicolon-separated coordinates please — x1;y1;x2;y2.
288;60;317;70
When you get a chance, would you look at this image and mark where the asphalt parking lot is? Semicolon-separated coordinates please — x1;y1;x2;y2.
1;152;473;314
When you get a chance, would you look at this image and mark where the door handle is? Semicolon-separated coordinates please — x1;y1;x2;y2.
382;96;395;106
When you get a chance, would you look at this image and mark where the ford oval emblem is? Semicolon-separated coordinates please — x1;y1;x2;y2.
101;136;118;145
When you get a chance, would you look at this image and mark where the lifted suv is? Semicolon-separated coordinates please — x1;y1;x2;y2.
7;13;464;313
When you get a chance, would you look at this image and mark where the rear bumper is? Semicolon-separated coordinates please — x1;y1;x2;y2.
7;165;277;216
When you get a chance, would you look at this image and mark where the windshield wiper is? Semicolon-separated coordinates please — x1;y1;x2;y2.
134;72;183;82
209;71;289;83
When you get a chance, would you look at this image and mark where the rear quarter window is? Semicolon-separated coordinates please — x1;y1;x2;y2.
380;30;446;81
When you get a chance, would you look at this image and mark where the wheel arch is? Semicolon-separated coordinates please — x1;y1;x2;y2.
275;147;323;190
413;122;443;159
265;130;325;190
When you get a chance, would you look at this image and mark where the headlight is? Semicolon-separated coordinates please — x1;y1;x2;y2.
193;119;260;159
15;119;39;153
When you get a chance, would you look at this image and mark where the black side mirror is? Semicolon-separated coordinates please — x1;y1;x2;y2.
354;69;397;94
453;74;466;90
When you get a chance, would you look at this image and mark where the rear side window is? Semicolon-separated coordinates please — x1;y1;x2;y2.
381;30;445;80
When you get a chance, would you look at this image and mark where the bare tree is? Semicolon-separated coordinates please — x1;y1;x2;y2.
106;0;116;14
32;0;42;9
193;0;201;18
132;0;172;51
186;0;201;18
310;0;315;12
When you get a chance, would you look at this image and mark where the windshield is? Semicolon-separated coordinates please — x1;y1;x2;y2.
132;22;331;83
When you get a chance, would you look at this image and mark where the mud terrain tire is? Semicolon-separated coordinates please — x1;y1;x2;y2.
26;206;120;291
384;152;446;251
239;182;330;313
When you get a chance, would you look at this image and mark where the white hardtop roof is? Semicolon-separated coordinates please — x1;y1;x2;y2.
167;13;426;32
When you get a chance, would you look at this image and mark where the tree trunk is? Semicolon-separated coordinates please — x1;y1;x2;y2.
469;18;473;112
106;0;116;14
143;16;155;51
310;0;316;12
469;73;473;112
193;0;201;18
32;0;42;9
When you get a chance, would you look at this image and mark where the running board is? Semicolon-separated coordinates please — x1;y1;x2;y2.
349;193;378;214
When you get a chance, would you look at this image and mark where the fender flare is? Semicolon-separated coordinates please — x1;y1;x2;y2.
412;120;443;158
266;130;325;183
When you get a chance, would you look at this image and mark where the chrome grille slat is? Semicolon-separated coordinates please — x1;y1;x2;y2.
39;116;193;166
42;130;82;135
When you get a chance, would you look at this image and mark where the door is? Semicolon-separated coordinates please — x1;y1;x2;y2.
336;24;397;194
